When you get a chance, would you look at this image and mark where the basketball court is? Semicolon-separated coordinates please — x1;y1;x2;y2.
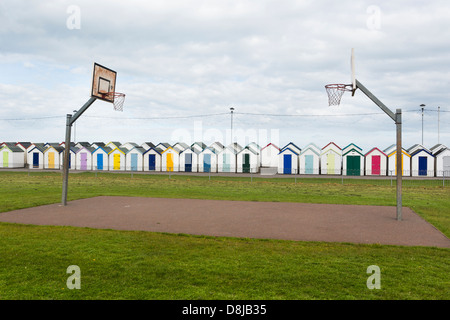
0;196;449;248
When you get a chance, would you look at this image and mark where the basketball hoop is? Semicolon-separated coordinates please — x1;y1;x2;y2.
102;92;126;111
325;84;353;106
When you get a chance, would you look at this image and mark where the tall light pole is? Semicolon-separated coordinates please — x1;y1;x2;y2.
438;106;440;144
230;107;235;144
420;104;425;145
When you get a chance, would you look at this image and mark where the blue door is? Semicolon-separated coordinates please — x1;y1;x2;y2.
148;154;156;170
131;154;138;171
185;153;192;172
305;155;314;174
419;156;427;176
283;154;292;174
97;153;103;170
33;152;39;168
204;154;211;172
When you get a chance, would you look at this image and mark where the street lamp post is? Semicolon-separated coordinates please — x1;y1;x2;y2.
230;107;235;144
420;104;425;145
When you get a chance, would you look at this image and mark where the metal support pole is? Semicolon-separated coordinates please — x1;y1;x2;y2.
395;109;402;221
355;79;402;221
61;114;72;206
61;97;97;206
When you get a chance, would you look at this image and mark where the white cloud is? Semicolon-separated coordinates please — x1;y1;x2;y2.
0;0;449;149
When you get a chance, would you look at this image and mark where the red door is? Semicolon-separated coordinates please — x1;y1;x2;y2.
372;155;381;175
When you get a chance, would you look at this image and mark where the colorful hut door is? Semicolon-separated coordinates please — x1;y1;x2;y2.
418;156;427;176
48;152;55;169
346;156;360;176
222;154;230;172
185;153;192;172
243;154;250;173
113;153;121;170
203;154;211;172
148;154;156;170
371;155;380;175
80;153;87;170
327;153;335;174
305;155;314;174
97;154;103;170
166;153;173;172
131;154;138;171
2;152;8;167
283;154;292;174
33;153;39;168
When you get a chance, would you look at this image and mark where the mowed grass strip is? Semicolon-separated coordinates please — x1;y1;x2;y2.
0;171;449;300
0;223;449;300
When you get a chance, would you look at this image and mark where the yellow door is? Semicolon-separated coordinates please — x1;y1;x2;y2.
167;153;173;172
114;153;121;170
327;153;335;174
48;152;55;169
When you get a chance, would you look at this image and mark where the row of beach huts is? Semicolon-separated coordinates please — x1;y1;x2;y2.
1;141;450;177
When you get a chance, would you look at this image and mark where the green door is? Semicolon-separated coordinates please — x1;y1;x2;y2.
346;156;360;176
243;154;250;173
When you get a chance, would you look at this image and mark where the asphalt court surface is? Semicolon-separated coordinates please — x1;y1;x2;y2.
0;196;449;248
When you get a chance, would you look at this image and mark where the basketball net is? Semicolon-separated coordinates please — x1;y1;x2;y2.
325;84;353;106
103;92;126;111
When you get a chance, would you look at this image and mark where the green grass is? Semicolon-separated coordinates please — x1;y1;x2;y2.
0;171;449;300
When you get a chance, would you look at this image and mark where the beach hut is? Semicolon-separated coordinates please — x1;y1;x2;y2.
433;146;450;177
105;141;122;150
320;142;342;175
173;142;190;153
198;147;218;173
120;142;139;151
237;146;259;173
218;144;241;173
260;143;280;168
0;145;24;168
191;142;206;154
179;148;199;172
409;147;435;177
76;146;95;170
108;147;128;171
386;147;411;176
91;142;106;149
15;142;33;166
27;144;46;169
126;146;145;171
75;142;91;149
143;147;163;171
209;142;224;153
281;142;301;154
44;145;64;169
299;143;320;175
156;142;171;152
342;147;364;176
364;147;387;176
92;146;112;171
141;142;156;151
161;146;180;172
342;143;362;154
278;147;299;174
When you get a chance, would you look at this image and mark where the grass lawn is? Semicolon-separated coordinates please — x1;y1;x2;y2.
0;171;449;300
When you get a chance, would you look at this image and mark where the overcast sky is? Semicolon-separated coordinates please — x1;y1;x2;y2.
1;0;449;151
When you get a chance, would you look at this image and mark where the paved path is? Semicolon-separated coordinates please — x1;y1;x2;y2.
1;196;449;248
